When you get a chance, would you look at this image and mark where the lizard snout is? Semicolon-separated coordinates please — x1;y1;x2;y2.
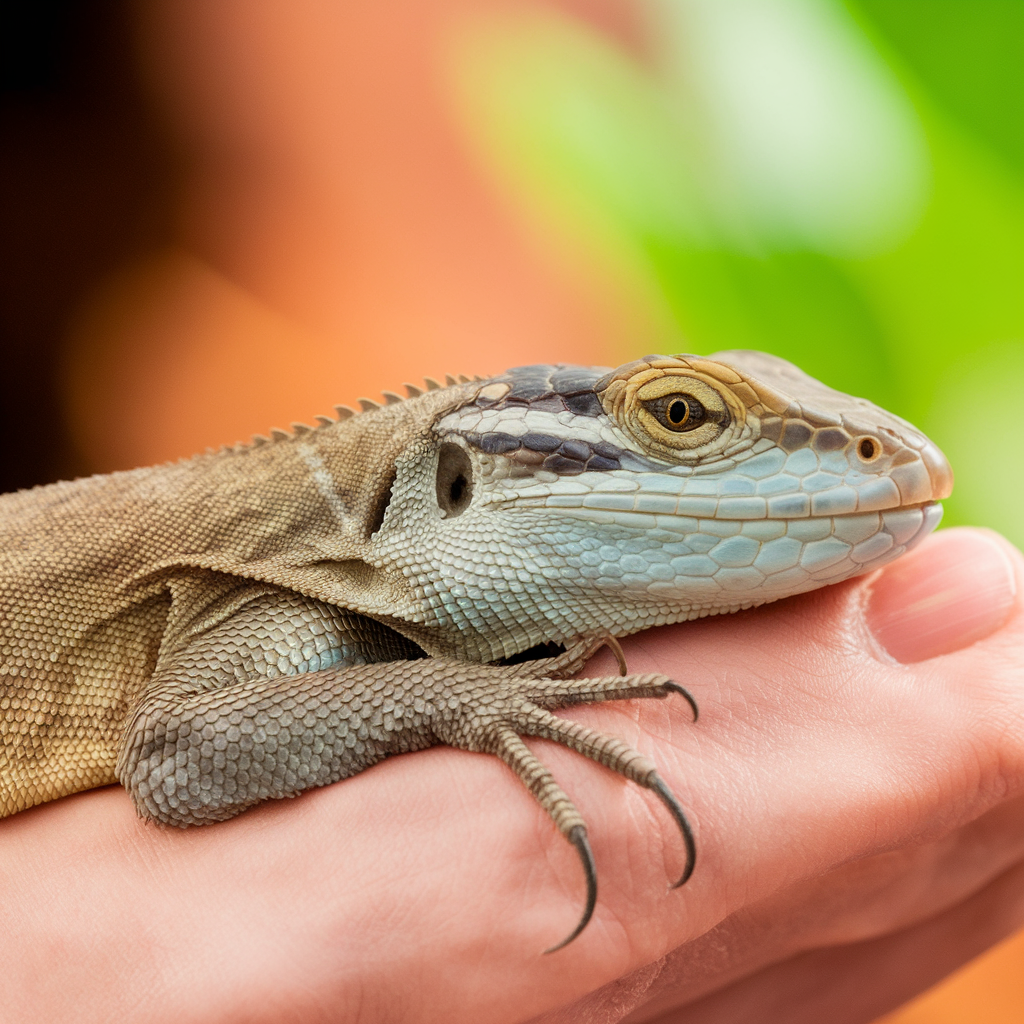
920;437;954;501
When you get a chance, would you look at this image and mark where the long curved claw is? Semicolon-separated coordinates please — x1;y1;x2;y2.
601;635;628;676
648;772;696;888
544;825;597;954
663;681;699;722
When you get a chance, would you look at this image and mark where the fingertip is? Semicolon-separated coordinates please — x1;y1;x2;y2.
866;528;1019;664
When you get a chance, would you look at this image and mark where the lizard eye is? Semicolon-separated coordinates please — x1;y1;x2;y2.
633;378;730;454
642;394;707;432
605;369;738;459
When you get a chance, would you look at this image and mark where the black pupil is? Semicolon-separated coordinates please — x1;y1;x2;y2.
668;400;688;425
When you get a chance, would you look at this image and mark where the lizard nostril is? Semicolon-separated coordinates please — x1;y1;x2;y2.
856;436;881;462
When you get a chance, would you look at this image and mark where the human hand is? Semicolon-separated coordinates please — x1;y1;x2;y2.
547;525;1024;1024
2;527;1020;1024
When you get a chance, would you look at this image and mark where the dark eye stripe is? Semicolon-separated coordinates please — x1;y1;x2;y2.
474;365;609;417
473;432;522;455
520;433;562;453
563;392;603;416
459;432;627;473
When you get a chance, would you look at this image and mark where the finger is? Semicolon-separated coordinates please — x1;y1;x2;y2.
626;852;1024;1024
532;793;1024;1024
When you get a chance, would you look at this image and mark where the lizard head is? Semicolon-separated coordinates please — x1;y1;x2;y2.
359;352;952;661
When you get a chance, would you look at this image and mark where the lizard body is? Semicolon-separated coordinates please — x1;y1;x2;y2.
0;350;951;947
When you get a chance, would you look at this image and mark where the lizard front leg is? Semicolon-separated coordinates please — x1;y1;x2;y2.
117;592;697;948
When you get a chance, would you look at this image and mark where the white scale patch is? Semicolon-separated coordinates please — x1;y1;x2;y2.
297;442;349;526
439;406;629;453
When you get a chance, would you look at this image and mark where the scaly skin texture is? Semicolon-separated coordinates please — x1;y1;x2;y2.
0;350;952;946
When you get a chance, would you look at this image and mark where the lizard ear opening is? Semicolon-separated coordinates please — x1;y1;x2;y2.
436;442;473;518
366;467;396;537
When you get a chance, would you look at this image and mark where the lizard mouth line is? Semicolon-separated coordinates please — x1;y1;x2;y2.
820;499;941;518
504;498;942;520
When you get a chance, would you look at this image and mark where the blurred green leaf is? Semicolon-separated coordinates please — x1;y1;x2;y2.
446;1;1024;545
853;0;1024;175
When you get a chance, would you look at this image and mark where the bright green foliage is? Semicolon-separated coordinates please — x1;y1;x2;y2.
446;0;1024;545
858;0;1024;175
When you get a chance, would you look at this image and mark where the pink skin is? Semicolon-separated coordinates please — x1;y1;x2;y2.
2;527;1022;1024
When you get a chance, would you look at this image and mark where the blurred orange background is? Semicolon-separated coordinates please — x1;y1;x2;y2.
2;1;1020;1020
63;1;634;473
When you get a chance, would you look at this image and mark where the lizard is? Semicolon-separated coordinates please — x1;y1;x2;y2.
0;350;952;950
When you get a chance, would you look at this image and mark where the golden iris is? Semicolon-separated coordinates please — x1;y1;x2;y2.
642;394;708;432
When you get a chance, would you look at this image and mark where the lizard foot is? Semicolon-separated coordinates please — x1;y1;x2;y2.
121;626;697;950
432;665;697;951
